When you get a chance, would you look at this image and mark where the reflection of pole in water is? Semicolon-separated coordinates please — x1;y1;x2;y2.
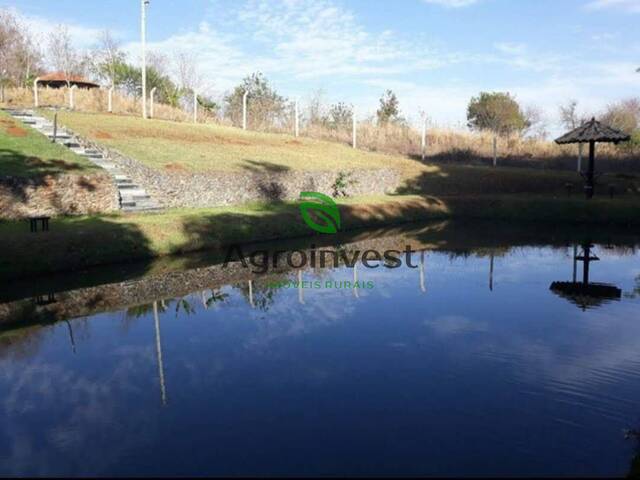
153;301;167;406
489;253;494;292
419;250;426;293
248;280;255;308
65;320;76;354
582;244;591;284
353;263;360;299
572;244;578;283
298;270;305;305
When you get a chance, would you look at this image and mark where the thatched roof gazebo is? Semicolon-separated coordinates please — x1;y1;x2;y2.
555;118;630;199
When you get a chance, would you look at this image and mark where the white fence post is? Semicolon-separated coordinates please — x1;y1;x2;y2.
242;90;249;130
492;136;497;167
69;85;77;110
352;107;357;149
577;143;583;172
149;87;157;118
421;115;427;161
33;77;40;108
193;91;198;123
294;99;299;137
108;87;114;113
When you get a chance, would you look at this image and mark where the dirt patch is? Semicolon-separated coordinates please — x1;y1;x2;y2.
285;140;303;146
164;163;189;172
6;126;27;137
93;130;114;140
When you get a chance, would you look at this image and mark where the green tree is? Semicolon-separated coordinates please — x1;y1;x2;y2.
224;72;287;130
109;60;181;107
376;89;401;125
467;91;529;135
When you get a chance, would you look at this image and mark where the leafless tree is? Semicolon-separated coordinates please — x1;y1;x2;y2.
559;99;587;130
91;29;124;88
174;51;203;94
0;9;42;98
306;88;327;126
523;105;547;139
48;25;86;87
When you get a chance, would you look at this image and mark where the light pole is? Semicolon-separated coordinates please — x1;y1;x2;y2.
141;0;150;119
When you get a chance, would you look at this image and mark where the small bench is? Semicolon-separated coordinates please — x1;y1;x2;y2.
29;216;50;233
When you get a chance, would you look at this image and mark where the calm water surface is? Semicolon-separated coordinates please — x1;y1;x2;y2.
1;223;640;476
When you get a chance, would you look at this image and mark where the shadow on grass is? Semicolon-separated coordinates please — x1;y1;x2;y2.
408;149;640;174
0;148;100;204
0;214;155;283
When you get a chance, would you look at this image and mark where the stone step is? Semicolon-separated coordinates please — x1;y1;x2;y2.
120;191;149;199
6;112;163;213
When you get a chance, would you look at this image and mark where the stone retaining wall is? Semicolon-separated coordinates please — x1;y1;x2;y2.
0;173;119;219
80;138;401;209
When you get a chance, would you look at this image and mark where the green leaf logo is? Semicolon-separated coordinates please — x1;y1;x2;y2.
299;192;341;234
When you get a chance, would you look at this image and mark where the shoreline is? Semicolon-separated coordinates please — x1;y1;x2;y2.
1;194;640;280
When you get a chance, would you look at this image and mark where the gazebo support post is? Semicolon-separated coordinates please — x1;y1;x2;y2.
586;140;595;199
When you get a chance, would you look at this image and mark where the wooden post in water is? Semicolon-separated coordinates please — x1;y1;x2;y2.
572;244;578;283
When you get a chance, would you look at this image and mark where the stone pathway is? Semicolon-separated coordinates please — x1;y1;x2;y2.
3;108;162;213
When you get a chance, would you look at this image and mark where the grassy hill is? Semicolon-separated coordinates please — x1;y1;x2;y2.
0;110;98;177
50;111;417;173
46;110;607;197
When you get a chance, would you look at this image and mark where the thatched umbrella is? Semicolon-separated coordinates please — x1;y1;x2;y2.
555;118;630;199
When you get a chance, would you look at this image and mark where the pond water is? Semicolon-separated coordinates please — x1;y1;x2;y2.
1;222;640;476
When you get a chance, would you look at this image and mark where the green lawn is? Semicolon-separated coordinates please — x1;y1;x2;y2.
0;110;98;177
48;111;418;173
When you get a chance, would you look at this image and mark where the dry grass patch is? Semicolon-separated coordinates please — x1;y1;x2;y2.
47;111;419;174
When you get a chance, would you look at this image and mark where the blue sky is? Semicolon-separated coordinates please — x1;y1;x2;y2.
3;0;639;133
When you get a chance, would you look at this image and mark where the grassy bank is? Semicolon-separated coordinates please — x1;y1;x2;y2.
1;194;639;279
48;111;417;173
0;110;98;177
